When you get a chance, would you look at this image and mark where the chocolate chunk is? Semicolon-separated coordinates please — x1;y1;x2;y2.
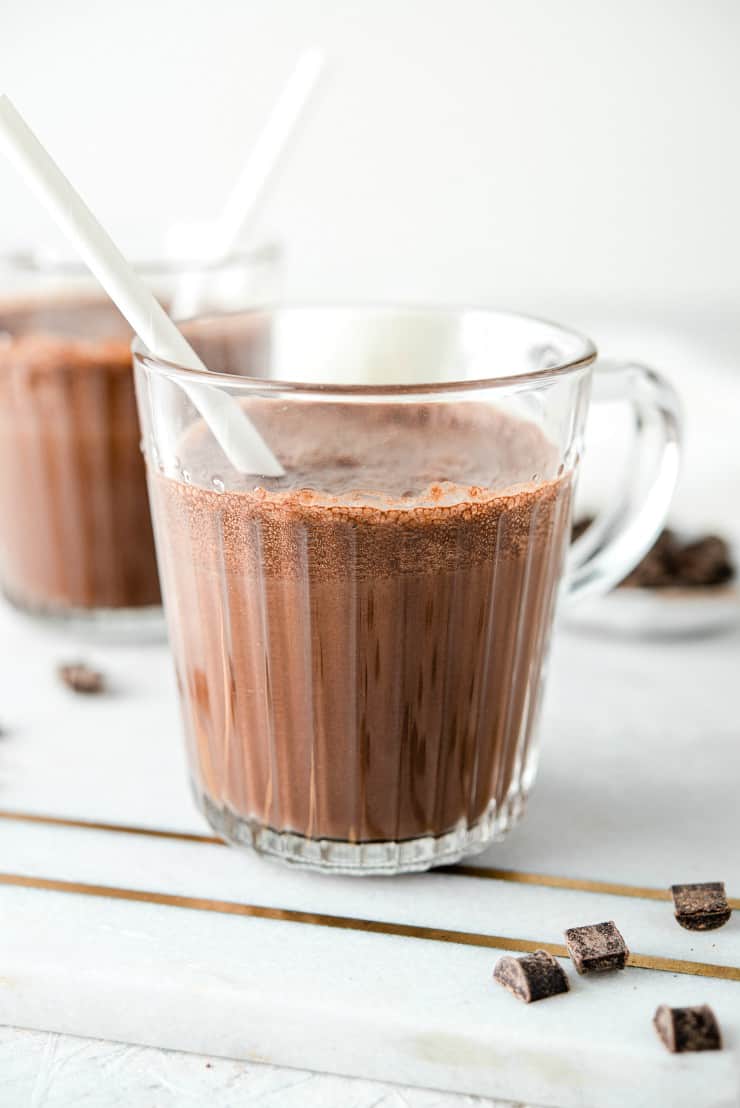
671;882;731;931
674;536;734;587
571;518;737;591
493;950;569;1003
58;662;105;694
564;921;629;974
571;516;594;543
620;529;682;589
654;1005;722;1053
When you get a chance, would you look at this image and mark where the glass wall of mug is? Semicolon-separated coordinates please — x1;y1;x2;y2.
133;307;679;873
0;245;280;638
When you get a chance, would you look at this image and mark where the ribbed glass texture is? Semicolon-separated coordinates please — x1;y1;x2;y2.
147;396;576;872
136;307;606;873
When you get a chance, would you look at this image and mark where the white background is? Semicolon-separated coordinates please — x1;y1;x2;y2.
3;0;739;533
1;0;739;313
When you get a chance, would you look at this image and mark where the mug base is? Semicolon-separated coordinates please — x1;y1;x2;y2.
195;788;528;876
1;586;166;644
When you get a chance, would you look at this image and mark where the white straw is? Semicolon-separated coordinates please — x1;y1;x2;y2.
212;47;325;260
170;48;324;318
0;94;283;477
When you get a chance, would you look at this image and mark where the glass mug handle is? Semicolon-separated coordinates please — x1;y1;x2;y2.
565;359;682;601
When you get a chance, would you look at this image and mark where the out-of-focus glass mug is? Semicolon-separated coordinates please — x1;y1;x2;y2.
134;307;680;874
0;245;279;638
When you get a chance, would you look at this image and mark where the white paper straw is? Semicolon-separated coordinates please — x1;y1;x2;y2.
0;95;283;477
214;47;324;256
170;48;324;318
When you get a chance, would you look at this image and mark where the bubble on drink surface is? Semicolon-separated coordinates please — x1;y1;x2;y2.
211;476;225;493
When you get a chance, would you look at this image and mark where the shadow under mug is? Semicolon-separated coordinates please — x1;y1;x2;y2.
133;306;681;874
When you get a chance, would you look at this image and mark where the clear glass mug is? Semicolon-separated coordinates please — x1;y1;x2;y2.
133;307;680;874
0;245;279;638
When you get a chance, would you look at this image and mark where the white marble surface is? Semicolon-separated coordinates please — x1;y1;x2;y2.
3;817;739;970
3;875;739;1108
0;1027;511;1108
0;598;739;1106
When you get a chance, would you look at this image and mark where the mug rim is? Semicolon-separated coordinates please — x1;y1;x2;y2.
0;243;280;279
132;303;598;395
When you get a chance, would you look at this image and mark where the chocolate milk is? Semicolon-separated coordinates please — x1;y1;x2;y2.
151;401;572;847
0;297;160;613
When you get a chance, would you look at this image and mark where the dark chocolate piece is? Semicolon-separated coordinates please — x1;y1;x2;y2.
493;950;569;1003
621;529;681;588
654;1005;722;1053
58;662;105;694
671;882;731;931
571;519;737;590
564;921;629;974
675;536;734;587
571;517;594;543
